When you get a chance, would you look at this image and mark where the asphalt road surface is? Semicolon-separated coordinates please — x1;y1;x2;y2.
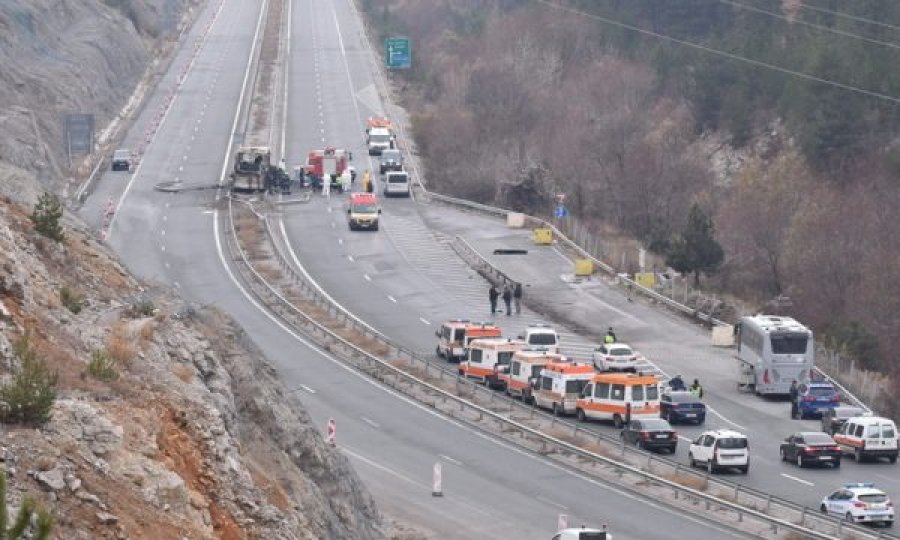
274;0;900;519
75;0;757;537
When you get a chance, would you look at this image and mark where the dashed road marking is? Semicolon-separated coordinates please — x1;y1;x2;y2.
299;384;316;394
360;416;380;429
535;495;568;510
387;295;397;303
419;317;431;325
439;454;462;466
348;255;354;262
781;473;814;487
338;238;343;245
363;274;372;282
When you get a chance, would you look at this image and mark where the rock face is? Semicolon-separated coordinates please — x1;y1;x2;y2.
0;196;388;538
0;0;187;190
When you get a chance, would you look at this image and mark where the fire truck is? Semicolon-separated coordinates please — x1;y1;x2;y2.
304;146;352;191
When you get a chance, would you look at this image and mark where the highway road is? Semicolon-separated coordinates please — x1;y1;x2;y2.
274;0;900;520
75;0;754;537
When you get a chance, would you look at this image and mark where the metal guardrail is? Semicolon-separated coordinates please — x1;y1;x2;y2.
222;197;898;540
421;191;874;418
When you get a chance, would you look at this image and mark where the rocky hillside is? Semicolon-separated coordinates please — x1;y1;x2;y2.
0;187;386;538
0;0;190;189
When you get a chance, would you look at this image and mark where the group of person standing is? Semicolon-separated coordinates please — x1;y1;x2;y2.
489;282;523;316
668;374;704;398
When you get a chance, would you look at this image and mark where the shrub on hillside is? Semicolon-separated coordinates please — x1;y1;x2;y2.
59;287;84;314
87;350;118;381
30;192;64;243
0;332;58;426
0;474;53;540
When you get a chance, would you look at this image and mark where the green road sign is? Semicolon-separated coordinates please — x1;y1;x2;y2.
385;37;411;69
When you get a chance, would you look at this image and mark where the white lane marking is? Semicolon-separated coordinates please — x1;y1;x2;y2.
536;494;568;511
327;206;332;213
165;202;170;208
439;454;462;466
263;18;747;533
178;165;184;172
706;405;746;430
348;255;354;262
173;281;180;289
183;155;188;161
161;230;166;236
342;447;496;520
338;238;343;245
780;473;814;487
165;262;171;269
160;245;166;252
678;435;692;443
162;215;168;222
360;416;380;429
552;246;572;264
419;317;431;325
331;222;335;228
387;295;397;303
363;274;372;282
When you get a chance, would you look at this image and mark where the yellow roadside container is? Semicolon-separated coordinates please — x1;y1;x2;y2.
635;272;656;289
574;258;594;276
533;228;553;245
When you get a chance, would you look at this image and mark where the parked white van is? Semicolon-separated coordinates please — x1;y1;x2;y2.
833;416;898;463
518;324;559;353
383;171;410;197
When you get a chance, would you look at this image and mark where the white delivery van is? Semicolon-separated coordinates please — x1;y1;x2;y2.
383;171;410;197
833;416;898;463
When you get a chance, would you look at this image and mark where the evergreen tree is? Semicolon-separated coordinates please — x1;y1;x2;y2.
666;203;724;287
30;193;65;243
0;474;53;540
0;332;58;426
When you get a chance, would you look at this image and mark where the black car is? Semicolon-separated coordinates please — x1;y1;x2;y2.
660;390;706;425
821;406;865;436
780;432;841;468
620;418;677;453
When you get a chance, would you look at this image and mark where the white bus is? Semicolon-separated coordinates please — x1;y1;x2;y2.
735;315;814;396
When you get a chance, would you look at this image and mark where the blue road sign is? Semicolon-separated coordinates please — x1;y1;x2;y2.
555;205;568;219
385;37;411;69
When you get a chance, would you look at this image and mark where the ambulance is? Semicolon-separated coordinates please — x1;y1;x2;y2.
575;372;661;428
459;338;526;389
436;321;501;362
533;361;595;416
499;349;566;402
346;193;381;231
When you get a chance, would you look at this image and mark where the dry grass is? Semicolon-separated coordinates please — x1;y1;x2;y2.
661;471;708;492
138;319;156;346
106;323;135;367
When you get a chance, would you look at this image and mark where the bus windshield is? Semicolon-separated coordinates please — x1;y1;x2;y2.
770;333;808;355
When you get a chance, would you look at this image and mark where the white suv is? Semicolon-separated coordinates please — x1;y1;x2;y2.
689;430;749;474
821;483;894;526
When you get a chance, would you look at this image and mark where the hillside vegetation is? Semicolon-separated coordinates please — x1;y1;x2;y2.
359;0;900;411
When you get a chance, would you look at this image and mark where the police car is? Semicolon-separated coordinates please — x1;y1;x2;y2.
820;483;894;527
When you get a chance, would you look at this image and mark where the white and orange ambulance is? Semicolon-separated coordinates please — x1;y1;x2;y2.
436;320;501;362
499;349;566;402
459;338;526;389
435;319;470;360
533;361;596;416
575;372;661;428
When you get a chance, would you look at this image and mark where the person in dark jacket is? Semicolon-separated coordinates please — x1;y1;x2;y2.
789;380;799;419
669;374;686;392
489;285;499;315
502;284;513;316
513;282;523;315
